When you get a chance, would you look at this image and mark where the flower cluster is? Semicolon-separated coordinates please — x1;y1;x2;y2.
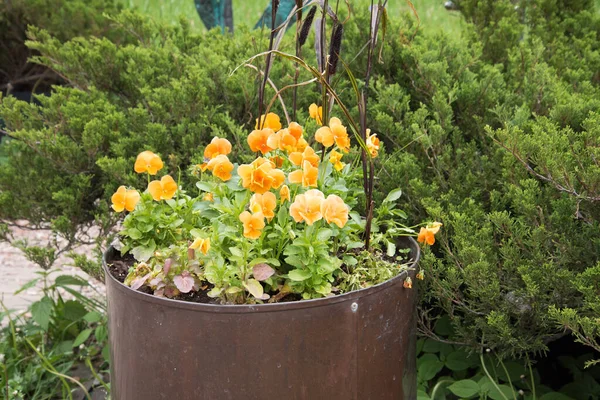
110;108;440;303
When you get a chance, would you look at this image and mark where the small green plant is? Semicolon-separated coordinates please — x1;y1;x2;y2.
416;322;600;399
0;272;108;399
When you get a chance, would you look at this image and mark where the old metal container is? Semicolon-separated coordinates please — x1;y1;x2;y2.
104;237;420;400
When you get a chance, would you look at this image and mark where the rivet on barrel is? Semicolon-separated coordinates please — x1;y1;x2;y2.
351;302;358;312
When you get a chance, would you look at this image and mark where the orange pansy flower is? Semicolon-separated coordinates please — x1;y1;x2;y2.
403;277;413;289
289;146;320;168
289;189;325;225
238;157;285;194
255;112;282;131
190;238;211;255
288;160;319;187
148;175;178;201
309;103;323;125
417;222;443;245
270;155;285;168
315;126;335;148
203;193;214;202
134;151;163;175
266;129;298;153
295;137;309;152
239;211;265;239
321;195;349;228
288;122;303;140
111;186;140;212
204;137;232;160
248;128;274;154
207;154;234;181
280;185;290;203
329;150;345;171
250;192;277;221
366;130;380;158
330;118;350;152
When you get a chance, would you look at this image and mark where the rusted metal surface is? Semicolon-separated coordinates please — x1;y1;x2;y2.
104;238;420;400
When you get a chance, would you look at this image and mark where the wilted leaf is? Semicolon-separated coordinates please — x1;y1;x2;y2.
253;263;276;281
207;287;222;297
243;279;264;299
130;273;151;291
173;273;195;293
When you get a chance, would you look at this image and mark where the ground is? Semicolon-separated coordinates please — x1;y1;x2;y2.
0;225;104;314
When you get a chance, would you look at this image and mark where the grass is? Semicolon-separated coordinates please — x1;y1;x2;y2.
121;0;464;34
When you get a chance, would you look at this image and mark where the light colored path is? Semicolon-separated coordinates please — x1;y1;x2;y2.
0;225;105;316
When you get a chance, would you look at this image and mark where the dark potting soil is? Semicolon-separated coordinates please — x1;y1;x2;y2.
106;253;304;304
106;244;412;305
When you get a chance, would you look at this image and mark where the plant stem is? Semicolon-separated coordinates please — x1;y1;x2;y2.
496;354;518;400
258;0;280;127
480;352;509;400
85;357;110;393
430;379;453;398
527;355;536;399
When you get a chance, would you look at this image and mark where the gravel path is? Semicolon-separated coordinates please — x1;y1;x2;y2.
0;224;105;315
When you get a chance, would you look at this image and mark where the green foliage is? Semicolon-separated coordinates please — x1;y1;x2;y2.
0;0;121;91
1;0;599;355
0;272;108;399
360;0;600;357
416;329;600;399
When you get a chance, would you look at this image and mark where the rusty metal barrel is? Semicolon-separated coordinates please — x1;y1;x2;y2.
104;237;420;400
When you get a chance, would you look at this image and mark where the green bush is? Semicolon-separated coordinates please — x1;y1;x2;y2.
0;0;121;93
1;2;599;359
366;1;600;356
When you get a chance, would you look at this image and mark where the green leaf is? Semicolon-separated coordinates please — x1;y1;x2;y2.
14;277;40;294
417;390;431;400
243;279;264;299
102;345;111;363
496;361;527;383
423;338;443;353
288;269;312;281
127;228;143;240
346;241;364;250
383;188;402;203
229;247;243;257
55;274;88;287
95;325;108;342
62;300;87;321
285;255;305;268
448;380;480;397
83;311;102;323
54;340;74;354
196;181;215;192
31;296;53;330
445;351;471;371
170;218;184;228
386;241;396;257
434;315;453;336
317;228;333;241
417;354;444;381
131;242;156;262
73;328;93;347
480;380;515;400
